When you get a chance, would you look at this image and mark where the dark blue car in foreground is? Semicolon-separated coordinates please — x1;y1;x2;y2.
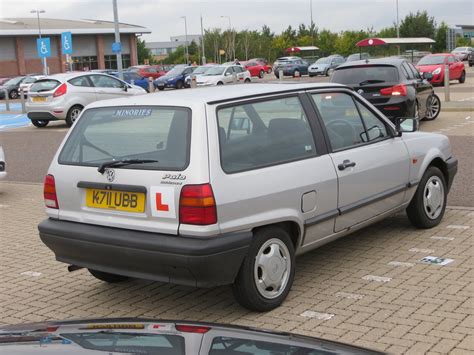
111;71;149;92
153;65;195;90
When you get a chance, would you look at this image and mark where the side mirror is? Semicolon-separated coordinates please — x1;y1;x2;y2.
394;117;418;136
422;72;433;81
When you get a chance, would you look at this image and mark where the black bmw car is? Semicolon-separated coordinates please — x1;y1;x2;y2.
331;58;440;122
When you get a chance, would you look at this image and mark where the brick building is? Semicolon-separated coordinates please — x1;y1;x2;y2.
0;18;151;77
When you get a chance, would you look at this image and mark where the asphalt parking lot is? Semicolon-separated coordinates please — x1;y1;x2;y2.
0;66;473;355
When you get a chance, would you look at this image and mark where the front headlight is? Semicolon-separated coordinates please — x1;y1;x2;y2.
432;67;442;75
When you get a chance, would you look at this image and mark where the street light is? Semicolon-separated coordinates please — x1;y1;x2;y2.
181;16;189;64
396;0;400;55
221;15;233;60
310;0;314;45
31;9;47;75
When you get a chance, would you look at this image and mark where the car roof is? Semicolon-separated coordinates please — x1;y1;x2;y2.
86;83;346;109
337;57;405;69
42;72;117;81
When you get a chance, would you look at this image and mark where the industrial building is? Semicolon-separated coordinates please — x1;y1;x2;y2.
0;18;150;77
147;34;202;61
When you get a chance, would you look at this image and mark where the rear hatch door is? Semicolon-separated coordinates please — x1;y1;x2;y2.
28;78;61;105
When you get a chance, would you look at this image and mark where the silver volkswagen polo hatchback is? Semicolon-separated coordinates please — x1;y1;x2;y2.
38;83;458;311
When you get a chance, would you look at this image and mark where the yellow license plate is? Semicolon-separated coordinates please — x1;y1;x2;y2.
32;97;46;102
85;189;145;213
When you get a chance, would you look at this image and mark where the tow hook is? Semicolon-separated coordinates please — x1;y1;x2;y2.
67;265;83;272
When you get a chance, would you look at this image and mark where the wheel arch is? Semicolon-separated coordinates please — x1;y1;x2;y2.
427;157;449;185
252;220;302;250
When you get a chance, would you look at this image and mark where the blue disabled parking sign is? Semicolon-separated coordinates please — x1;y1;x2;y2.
112;42;121;54
61;32;73;54
37;37;51;58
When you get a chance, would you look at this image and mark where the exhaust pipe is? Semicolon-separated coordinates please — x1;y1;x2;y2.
67;265;83;272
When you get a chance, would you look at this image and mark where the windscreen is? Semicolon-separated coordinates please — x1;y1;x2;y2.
4;77;24;86
166;66;186;76
316;57;330;64
332;65;399;85
59;106;191;171
417;56;445;65
193;66;212;74
29;79;61;92
205;66;226;75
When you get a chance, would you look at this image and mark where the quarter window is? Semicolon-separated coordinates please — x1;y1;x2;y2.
217;96;316;173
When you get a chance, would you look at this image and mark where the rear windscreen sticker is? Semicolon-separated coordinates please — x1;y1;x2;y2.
150;186;176;218
114;108;152;118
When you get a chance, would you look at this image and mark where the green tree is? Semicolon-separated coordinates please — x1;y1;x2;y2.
136;38;153;64
377;26;397;38
316;29;338;56
399;11;436;38
335;30;368;56
434;22;449;52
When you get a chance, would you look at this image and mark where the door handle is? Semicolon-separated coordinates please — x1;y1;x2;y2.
338;160;356;171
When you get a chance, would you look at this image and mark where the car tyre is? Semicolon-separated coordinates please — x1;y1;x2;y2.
244;78;251;83
326;68;335;76
217;81;224;85
232;226;295;312
9;90;18;99
88;269;129;283
459;71;466;84
259;70;264;79
406;166;447;229
31;120;49;128
66;105;83;127
157;87;164;91
175;80;184;89
424;94;441;121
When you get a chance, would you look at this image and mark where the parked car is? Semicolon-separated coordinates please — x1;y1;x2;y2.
153;65;196;90
416;54;466;85
184;64;216;87
26;72;146;128
0;77;13;86
89;69;116;75
347;52;370;62
332;57;441;122
308;55;346;76
242;60;267;78
197;64;251;86
451;46;474;61
0;75;26;99
272;56;300;72
0;318;384;354
19;75;45;96
249;57;273;73
273;57;309;78
110;71;149;92
468;51;474;67
37;83;457;311
0;146;6;181
129;65;166;79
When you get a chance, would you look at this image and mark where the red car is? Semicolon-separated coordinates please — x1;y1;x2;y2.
416;54;466;85
242;61;267;78
249;58;272;73
128;65;167;79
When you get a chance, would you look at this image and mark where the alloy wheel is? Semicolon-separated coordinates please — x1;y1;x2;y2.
423;176;445;220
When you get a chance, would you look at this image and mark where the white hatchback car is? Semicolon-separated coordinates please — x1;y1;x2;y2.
197;65;251;86
26;72;146;128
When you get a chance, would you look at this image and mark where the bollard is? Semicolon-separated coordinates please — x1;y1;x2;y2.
3;89;10;111
279;69;283;83
20;89;26;113
444;65;450;102
190;75;197;88
148;76;154;93
294;70;301;79
232;73;237;84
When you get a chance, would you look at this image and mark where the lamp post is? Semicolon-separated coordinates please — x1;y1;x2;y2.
31;9;47;75
310;0;314;45
221;16;234;60
181;16;189;64
112;0;123;80
396;0;400;55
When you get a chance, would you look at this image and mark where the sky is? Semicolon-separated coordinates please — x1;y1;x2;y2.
0;0;472;42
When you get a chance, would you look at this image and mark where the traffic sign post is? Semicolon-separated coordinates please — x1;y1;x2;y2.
61;32;73;71
36;37;51;75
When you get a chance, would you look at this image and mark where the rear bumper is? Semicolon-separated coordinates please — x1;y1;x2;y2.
446;157;458;192
27;112;61;121
38;219;252;288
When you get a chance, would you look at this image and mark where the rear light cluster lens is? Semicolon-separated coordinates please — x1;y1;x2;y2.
380;84;407;96
43;174;59;209
179;184;217;225
53;83;67;98
175;325;211;333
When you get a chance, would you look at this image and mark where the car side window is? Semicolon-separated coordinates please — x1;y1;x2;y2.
402;63;414;79
407;63;421;79
311;92;367;151
233;66;243;73
448;56;455;63
355;101;389;142
89;75;124;88
68;76;91;87
217;96;316;173
225;67;234;76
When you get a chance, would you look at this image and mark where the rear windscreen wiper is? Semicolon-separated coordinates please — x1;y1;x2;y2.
98;159;159;174
358;79;385;86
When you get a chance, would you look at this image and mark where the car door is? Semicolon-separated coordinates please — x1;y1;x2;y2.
448;55;462;79
404;61;431;116
223;67;234;84
310;91;410;232
67;75;97;105
89;74;131;100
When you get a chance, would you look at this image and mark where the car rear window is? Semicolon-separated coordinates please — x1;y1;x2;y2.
332;65;399;85
59;106;191;171
30;79;61;92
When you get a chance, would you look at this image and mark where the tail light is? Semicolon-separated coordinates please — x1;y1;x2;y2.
380;84;407;96
44;174;59;209
53;83;67;98
179;184;217;225
175;324;211;333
